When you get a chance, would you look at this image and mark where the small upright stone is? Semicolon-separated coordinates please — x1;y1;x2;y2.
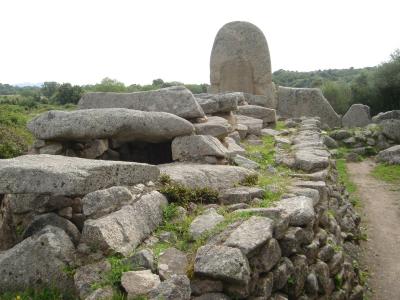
342;104;371;128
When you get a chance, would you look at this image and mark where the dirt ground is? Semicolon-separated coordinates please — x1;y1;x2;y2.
347;159;400;300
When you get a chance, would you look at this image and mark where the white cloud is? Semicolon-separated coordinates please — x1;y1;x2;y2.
0;0;399;85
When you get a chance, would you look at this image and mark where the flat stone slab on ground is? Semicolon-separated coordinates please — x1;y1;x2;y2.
28;108;194;143
0;155;159;195
78;86;205;119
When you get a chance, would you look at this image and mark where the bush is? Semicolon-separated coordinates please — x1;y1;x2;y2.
159;183;218;206
0;126;33;158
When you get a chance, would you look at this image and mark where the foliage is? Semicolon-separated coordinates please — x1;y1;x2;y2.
321;80;352;114
159;183;218;206
106;256;132;287
0;103;76;158
54;83;83;105
372;164;400;184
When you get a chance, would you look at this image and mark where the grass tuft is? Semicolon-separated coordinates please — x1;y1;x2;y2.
372;163;400;184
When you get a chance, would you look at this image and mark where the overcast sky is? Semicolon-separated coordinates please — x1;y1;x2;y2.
1;0;399;86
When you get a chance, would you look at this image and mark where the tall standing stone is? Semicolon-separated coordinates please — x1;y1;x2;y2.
210;21;276;108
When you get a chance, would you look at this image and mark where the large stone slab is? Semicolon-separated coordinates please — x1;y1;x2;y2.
342;104;371;128
0;155;159;195
277;87;341;127
78;86;205;119
81;191;167;255
27;108;194;143
195;93;240;114
0;226;75;293
294;149;330;172
158;163;255;190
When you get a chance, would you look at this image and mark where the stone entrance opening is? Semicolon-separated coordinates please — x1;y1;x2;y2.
115;141;173;164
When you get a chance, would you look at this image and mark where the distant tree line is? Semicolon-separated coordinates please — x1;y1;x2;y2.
0;79;208;107
1;49;399;115
273;49;400;115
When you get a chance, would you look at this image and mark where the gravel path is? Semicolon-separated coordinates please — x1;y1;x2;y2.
347;159;400;300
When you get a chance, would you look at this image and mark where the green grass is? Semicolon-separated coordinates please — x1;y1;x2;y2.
275;120;287;131
372;164;400;184
336;159;360;206
0;288;73;300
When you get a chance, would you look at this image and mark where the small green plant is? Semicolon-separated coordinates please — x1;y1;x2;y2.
159;173;172;185
275;120;287;131
62;265;76;278
334;274;343;289
106;255;132;287
240;174;259;186
159;183;218;206
287;275;295;286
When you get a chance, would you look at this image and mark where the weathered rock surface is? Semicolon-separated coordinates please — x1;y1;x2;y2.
377;145;400;164
381;119;400;142
0;226;75;293
74;260;111;299
210;21;275;104
219;186;264;204
372;110;400;123
224;216;273;256
224;137;246;157
194;244;251;285
189;208;224;240
195;93;239;114
237;105;276;125
0;155;159;195
28;108;194;142
274;196;315;226
171;135;227;162
294;149;330;172
194;116;231;138
277;87;341;127
158;163;255;190
232;155;260;170
82;186;134;219
122;248;156;272
81;191;167;255
342;104;371;128
236;115;263;135
158;247;188;280
250;238;281;273
78;86;205;119
149;275;191;300
121;270;161;298
23;213;81;246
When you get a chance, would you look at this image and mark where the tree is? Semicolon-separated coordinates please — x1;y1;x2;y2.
93;77;126;92
321;81;352;115
41;82;60;98
54;83;83;104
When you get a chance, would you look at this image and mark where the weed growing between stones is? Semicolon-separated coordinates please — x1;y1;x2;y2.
159;183;218;206
275;120;287;131
372;163;400;184
0;287;74;300
243;135;292;207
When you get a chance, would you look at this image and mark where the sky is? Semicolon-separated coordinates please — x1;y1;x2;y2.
0;0;399;86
